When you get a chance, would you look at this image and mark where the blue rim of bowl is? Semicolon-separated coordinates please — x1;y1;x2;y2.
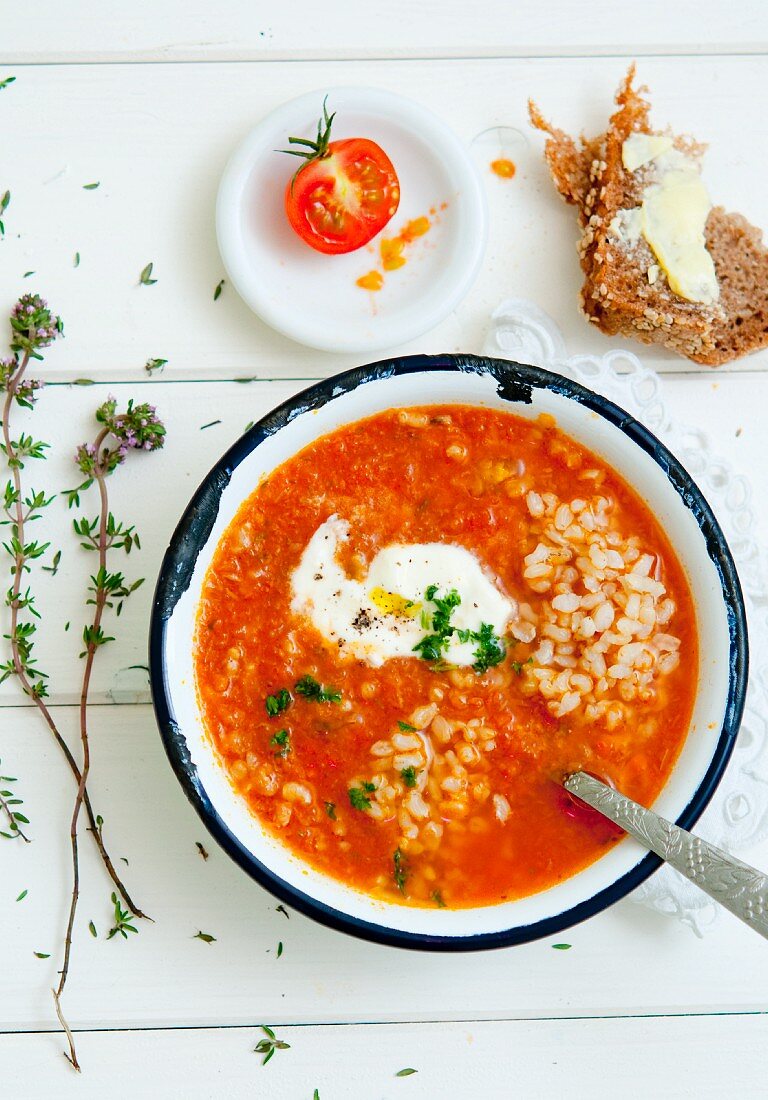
149;353;748;952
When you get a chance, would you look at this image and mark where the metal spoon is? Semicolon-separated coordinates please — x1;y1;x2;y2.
564;771;768;940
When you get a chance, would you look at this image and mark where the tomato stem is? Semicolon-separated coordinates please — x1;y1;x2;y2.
278;96;336;192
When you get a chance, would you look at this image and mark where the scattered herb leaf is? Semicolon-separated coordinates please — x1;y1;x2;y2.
396;1068;418;1077
88;921;97;938
199;419;221;431
397;720;417;732
145;357;167;375
74;252;80;268
348;786;372;812
0;190;10;236
276;940;283;958
0;76;16;90
270;728;290;756
276;904;289;919
266;688;291;717
42;549;61;576
552;943;572;950
400;766;418;789
431;889;446;908
72;378;95;386
295;674;341;704
34;951;50;959
83;182;100;190
254;1025;290;1065
23;270;35;278
471;622;505;674
213;279;225;301
393;847;408;894
16;888;28;902
511;656;534;676
324;800;336;820
194;930;216;944
139;262;157;286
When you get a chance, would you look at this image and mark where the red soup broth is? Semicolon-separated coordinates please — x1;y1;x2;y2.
194;406;697;908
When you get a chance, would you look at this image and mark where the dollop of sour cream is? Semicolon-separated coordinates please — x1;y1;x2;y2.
290;516;515;667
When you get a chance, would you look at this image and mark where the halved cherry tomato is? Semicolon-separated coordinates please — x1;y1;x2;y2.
282;99;400;255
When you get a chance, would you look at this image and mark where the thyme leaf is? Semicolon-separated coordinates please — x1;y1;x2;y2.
193;930;216;943
139;262;157;286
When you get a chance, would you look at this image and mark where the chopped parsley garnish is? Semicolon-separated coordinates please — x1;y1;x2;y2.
324;800;337;820
413;586;461;662
397;720;416;732
471;622;506;674
400;766;418;788
393;847;408;894
430;588;461;634
270;729;290;756
413;588;505;675
295;674;341;703
431;889;446;908
348;784;374;811
265;688;291;717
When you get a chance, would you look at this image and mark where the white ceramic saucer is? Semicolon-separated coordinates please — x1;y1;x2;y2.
216;87;488;353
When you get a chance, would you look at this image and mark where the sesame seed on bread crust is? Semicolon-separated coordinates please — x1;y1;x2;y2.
529;65;768;365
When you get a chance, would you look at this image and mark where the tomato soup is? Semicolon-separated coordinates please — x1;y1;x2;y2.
194;406;697;908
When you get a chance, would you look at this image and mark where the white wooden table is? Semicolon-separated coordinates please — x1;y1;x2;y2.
2;5;768;1096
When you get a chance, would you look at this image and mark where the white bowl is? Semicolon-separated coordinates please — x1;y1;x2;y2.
149;355;747;950
215;88;488;353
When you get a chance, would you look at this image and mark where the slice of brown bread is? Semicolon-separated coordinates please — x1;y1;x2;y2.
529;66;768;365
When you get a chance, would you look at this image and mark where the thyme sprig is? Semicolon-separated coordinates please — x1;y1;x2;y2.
53;394;165;1068
0;297;158;1069
106;892;138;940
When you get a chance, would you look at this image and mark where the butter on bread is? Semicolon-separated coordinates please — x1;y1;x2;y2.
529;66;768;365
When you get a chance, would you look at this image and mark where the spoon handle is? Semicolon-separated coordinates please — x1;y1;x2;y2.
564;771;768;940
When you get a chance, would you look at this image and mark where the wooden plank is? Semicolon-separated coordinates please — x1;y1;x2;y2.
2;702;768;1031
2;1;767;62
3;1013;768;1098
0;373;763;707
1;58;768;379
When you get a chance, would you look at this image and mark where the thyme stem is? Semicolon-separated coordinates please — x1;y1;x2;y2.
54;430;110;1071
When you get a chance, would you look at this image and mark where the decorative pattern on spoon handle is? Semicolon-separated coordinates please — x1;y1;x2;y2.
564;772;768;940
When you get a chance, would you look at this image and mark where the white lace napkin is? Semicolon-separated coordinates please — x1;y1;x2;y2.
483;298;768;935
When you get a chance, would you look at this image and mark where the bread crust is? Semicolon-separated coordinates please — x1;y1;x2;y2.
530;66;768;366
